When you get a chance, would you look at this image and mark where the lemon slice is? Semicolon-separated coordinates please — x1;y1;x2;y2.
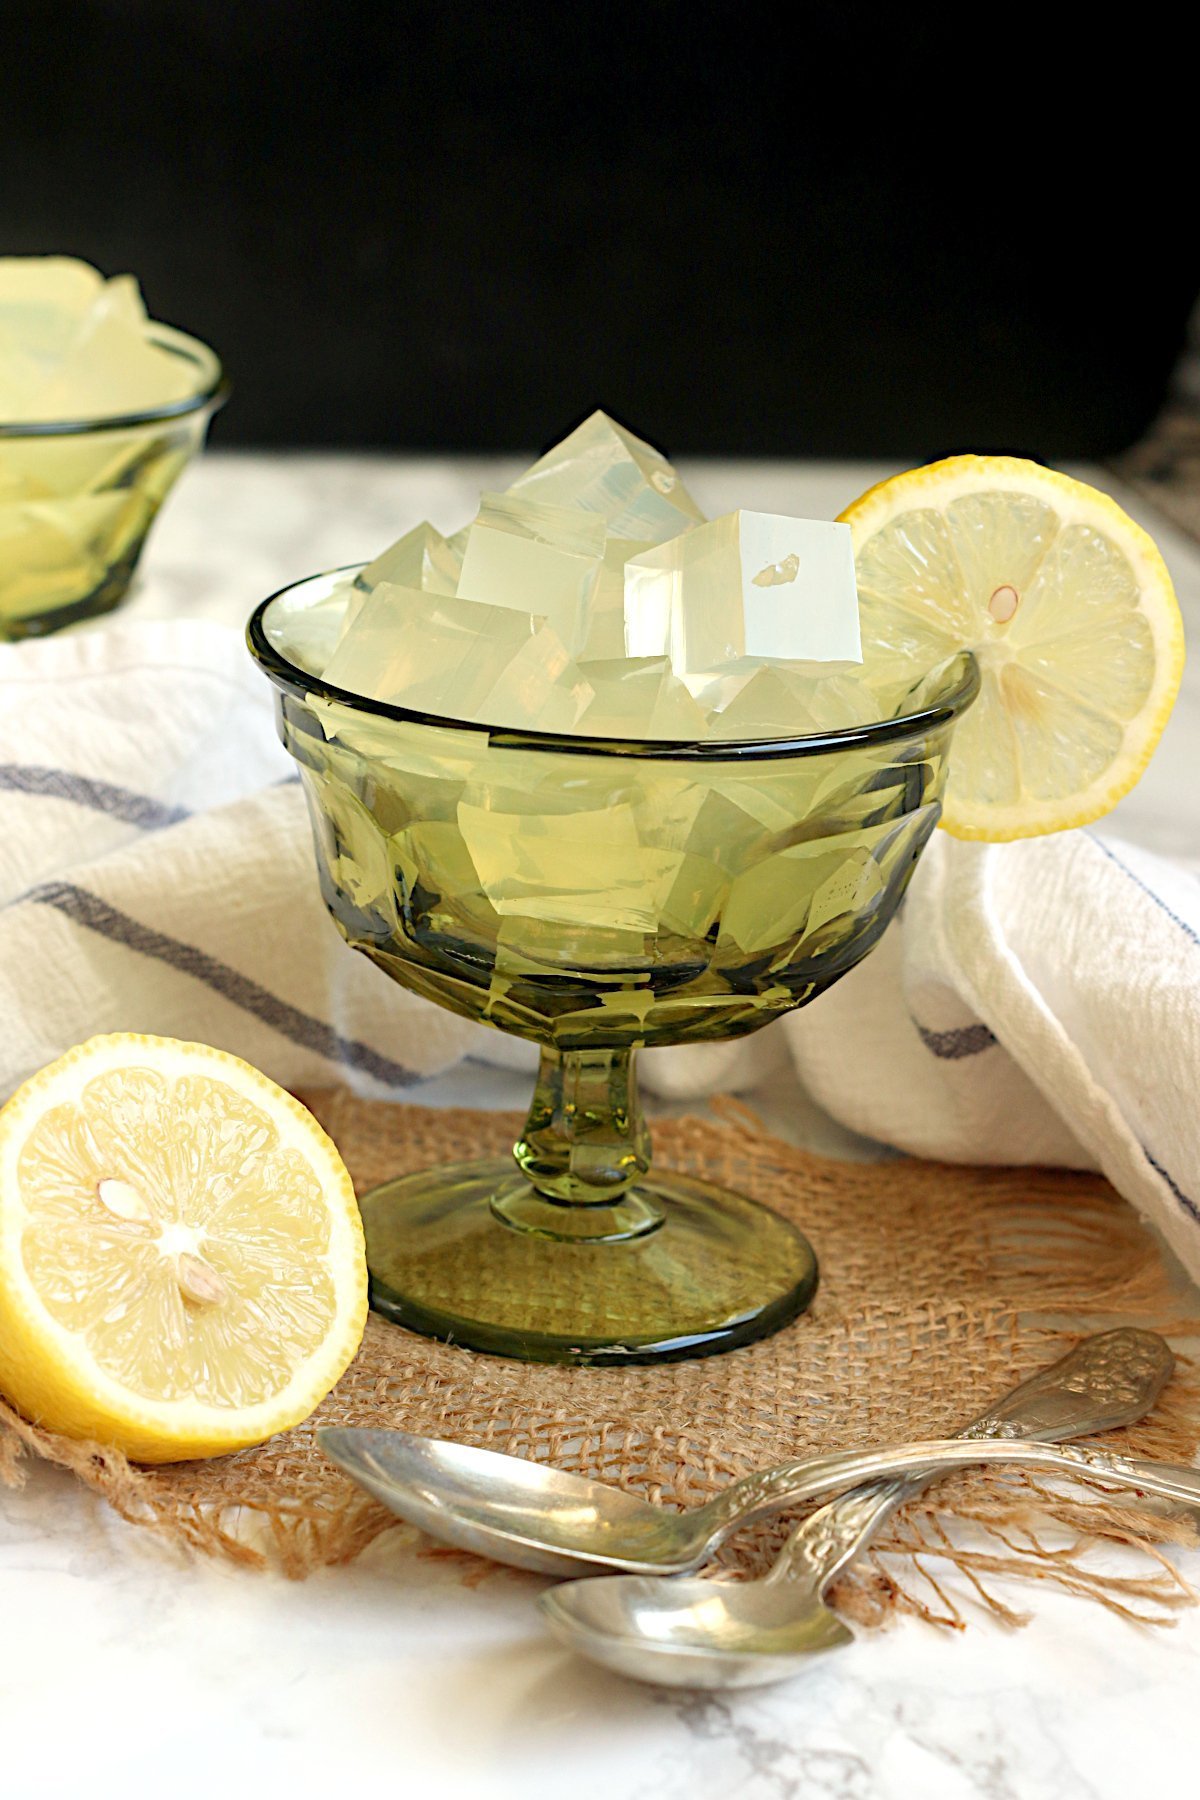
0;1034;367;1462
840;455;1185;839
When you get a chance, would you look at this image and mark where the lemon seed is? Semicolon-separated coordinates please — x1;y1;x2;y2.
176;1253;228;1308
96;1178;151;1222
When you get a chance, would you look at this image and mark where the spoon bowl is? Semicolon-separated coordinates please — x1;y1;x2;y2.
318;1426;689;1576
539;1569;855;1689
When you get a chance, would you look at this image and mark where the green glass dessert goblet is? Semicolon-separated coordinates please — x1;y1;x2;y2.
249;568;979;1365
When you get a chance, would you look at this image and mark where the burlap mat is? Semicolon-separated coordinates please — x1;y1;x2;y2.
3;1089;1199;1631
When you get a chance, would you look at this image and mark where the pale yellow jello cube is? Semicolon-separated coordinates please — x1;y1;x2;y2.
507;409;704;544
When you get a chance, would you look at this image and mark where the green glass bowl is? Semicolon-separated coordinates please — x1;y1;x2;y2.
249;567;979;1365
0;323;228;639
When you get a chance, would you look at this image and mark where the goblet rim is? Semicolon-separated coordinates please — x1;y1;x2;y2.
247;563;980;763
0;321;229;438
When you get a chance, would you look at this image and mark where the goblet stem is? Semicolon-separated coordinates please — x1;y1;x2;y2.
514;1045;652;1203
493;1046;662;1243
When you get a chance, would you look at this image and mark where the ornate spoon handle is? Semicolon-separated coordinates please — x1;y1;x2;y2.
698;1437;1200;1559
762;1329;1174;1588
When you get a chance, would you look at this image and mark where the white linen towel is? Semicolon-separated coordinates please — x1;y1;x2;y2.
2;621;1197;1285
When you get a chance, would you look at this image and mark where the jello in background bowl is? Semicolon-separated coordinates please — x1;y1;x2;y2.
0;261;227;639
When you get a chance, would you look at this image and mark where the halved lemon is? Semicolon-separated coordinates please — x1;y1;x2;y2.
840;455;1185;839
0;1034;367;1462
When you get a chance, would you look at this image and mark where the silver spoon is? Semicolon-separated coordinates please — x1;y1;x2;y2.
536;1329;1174;1687
319;1329;1185;1578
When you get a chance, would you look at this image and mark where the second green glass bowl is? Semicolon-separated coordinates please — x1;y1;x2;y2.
249;569;979;1364
0;322;228;639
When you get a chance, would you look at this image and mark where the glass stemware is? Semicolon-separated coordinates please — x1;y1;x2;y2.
249;568;978;1364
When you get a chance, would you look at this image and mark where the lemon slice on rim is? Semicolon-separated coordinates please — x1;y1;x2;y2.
840;455;1185;840
0;1034;367;1462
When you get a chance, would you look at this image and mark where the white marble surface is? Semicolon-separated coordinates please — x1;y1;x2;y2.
3;453;1200;1799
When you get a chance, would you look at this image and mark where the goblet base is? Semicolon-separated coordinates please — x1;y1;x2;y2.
359;1158;818;1365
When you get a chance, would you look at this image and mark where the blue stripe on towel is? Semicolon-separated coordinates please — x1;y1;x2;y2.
0;764;192;831
1086;834;1200;950
1083;838;1200;1227
914;1021;998;1059
26;880;422;1091
0;765;299;833
1143;1146;1200;1226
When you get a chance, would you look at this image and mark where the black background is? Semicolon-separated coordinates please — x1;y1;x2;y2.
4;1;1196;459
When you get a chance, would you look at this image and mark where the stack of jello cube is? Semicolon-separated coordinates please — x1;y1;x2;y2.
270;411;883;740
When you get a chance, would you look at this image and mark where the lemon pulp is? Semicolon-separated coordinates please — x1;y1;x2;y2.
841;456;1184;839
0;1035;366;1461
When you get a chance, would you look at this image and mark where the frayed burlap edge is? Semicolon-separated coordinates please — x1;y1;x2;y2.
3;1089;1198;1634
